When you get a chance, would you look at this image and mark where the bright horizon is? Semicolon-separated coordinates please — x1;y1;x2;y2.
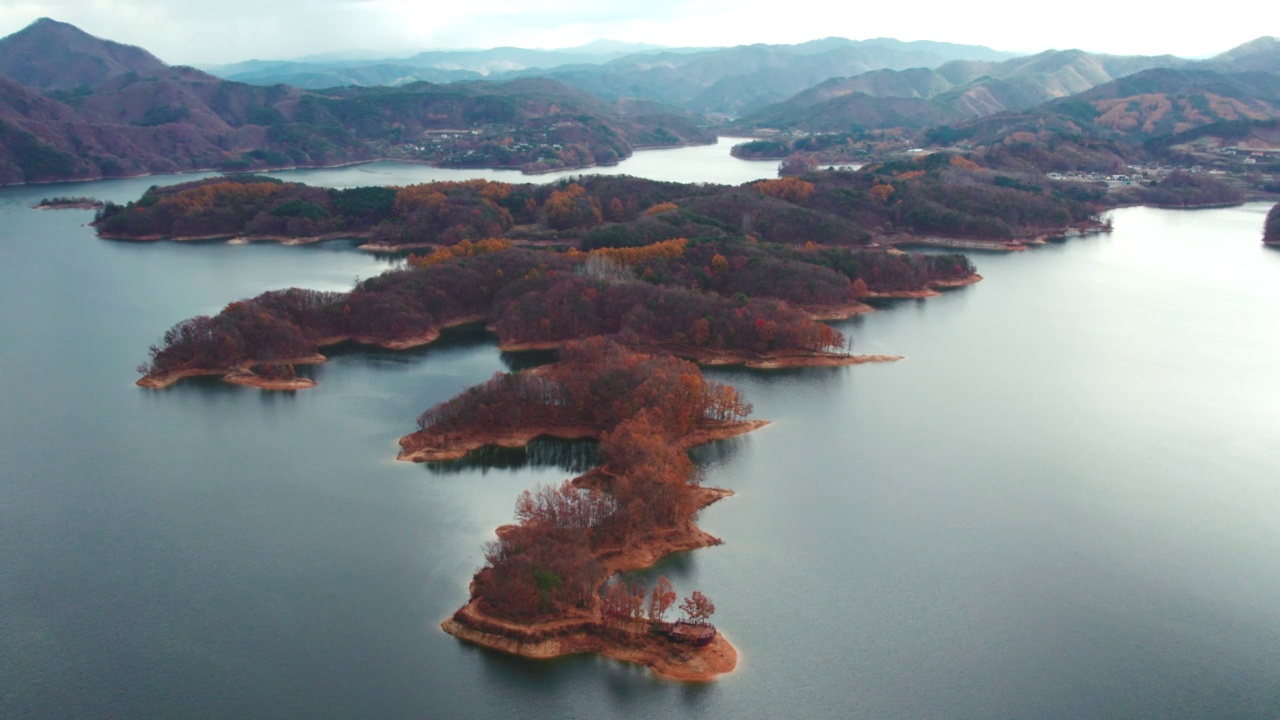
0;1;1273;66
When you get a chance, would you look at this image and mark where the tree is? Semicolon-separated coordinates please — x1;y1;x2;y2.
679;590;715;625
648;576;676;624
778;154;819;177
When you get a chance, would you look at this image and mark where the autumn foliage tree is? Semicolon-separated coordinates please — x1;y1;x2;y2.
680;591;716;625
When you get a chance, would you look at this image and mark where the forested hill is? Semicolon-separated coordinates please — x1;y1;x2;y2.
0;20;713;185
914;68;1280;171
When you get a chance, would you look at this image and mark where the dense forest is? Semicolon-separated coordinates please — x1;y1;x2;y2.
136;239;869;386
412;339;747;621
99;152;1105;246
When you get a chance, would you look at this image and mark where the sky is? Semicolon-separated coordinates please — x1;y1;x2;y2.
0;0;1271;65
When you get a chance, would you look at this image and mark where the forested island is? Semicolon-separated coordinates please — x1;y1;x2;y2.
409;339;753;679
97;150;1107;248
34;195;103;209
1265;203;1280;245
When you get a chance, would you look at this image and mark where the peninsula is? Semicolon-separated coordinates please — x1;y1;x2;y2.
402;339;758;680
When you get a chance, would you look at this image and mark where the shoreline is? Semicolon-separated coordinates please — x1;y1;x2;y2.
863;272;984;299
135;321;480;390
496;339;901;369
428;423;758;681
442;604;738;682
136;353;328;390
398;418;767;463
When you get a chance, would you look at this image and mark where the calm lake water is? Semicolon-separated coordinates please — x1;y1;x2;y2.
1;146;1279;719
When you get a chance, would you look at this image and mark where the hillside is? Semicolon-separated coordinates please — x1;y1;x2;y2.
0;22;713;184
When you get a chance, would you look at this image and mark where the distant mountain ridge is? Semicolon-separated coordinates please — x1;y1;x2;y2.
198;36;1016;114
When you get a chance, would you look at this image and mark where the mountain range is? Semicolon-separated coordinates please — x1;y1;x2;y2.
199;36;1018;117
1;17;1278;185
731;42;1280;134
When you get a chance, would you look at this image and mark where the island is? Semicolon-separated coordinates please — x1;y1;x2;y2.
1266;203;1280;246
34;196;105;210
402;339;758;680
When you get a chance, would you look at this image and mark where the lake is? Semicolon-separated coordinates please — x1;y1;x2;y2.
1;145;1278;719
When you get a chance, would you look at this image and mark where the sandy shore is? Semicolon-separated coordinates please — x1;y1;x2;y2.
801;301;877;320
442;606;737;682
862;273;984;299
137;354;328;389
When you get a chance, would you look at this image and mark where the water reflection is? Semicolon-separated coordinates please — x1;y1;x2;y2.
424;439;602;476
499;349;559;372
319;322;496;365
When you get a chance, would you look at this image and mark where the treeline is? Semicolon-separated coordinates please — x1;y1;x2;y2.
493;275;844;355
429;340;748;620
100;151;1100;248
138;250;564;378
730;133;870;163
95;176;525;243
1112;171;1245;208
138;244;851;383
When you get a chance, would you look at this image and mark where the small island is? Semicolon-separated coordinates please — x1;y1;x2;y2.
1265;203;1280;246
35;196;105;210
403;339;760;680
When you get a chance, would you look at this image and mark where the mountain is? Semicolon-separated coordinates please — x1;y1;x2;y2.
910;67;1280;173
204;43;699;88
1206;36;1280;73
0;22;713;184
0;18;167;90
733;49;1189;131
504;39;1018;116
220;62;483;89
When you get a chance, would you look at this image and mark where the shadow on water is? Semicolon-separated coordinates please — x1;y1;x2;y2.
499;349;559;372
686;434;747;472
422;439;602;476
316;321;497;366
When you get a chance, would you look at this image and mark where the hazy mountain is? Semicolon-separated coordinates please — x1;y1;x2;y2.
222;62;482;89
516;38;1017;116
734;49;1190;131
1205;36;1280;73
203;42;702;88
0;18;168;90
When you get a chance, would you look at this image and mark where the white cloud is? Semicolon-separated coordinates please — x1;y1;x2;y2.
0;0;1269;64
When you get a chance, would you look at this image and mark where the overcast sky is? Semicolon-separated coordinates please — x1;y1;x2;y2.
0;0;1270;65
